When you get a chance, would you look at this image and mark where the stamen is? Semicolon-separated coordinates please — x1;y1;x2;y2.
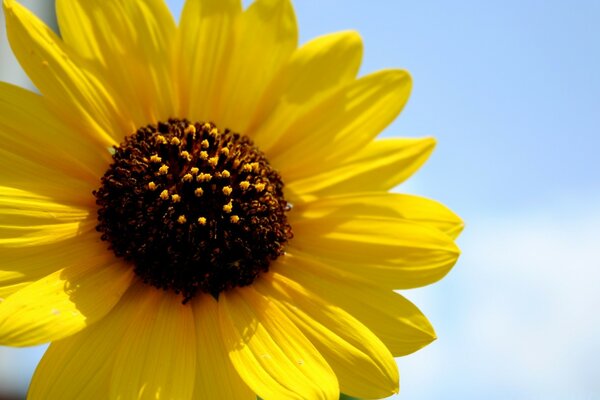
94;119;292;302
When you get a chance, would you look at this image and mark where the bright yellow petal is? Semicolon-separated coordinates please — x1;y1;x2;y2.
192;295;255;400
268;69;411;179
288;137;436;198
212;0;297;133
281;254;437;357
0;151;95;208
219;286;339;400
3;0;133;146
289;197;460;289
256;269;399;399
0;187;91;249
0;228;108;299
110;284;196;400
295;192;463;239
0;82;109;184
56;0;177;123
27;292;133;399
176;0;242;120
0;253;133;346
249;30;363;150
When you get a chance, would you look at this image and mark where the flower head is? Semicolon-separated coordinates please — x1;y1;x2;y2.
0;0;462;398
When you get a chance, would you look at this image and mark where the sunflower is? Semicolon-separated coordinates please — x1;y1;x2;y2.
0;0;461;398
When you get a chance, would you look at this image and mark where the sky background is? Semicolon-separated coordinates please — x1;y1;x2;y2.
1;0;599;399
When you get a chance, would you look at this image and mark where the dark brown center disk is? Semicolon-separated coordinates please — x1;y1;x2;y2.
93;119;292;302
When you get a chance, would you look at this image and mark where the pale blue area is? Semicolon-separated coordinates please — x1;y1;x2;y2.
2;0;600;399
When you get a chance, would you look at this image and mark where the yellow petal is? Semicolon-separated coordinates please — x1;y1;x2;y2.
281;254;437;357
288;137;436;198
110;284;196;400
0;82;109;185
0;253;134;346
0;148;96;207
296;192;463;239
268;70;411;179
256;269;399;398
176;0;242;120
192;295;255;399
212;0;297;133
219;286;339;400
28;289;135;399
0;228;109;299
0;186;91;248
250;30;363;150
56;0;177;123
289;197;460;289
3;0;133;147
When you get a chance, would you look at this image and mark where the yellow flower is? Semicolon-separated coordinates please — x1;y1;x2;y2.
0;0;462;398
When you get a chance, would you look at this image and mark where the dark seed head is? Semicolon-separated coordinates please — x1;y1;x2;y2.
93;119;292;302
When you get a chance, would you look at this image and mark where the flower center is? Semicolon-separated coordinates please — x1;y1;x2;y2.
93;119;292;301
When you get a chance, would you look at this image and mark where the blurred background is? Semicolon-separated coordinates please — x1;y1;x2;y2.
1;0;599;399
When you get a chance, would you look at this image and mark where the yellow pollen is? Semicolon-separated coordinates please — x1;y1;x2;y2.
197;173;212;182
220;147;230;157
155;135;167;144
230;215;240;224
251;162;260;172
171;194;181;203
221;170;231;178
194;187;204;197
208;156;219;167
201;139;209;149
177;215;187;224
239;181;250;190
180;151;192;161
150;154;162;163
158;164;169;175
160;190;169;200
223;201;233;213
190;167;199;175
199;151;208;160
254;183;266;192
222;186;233;196
148;182;157;190
210;128;218;136
242;163;253;172
197;217;207;225
203;122;211;130
182;173;193;182
170;137;181;145
184;124;196;135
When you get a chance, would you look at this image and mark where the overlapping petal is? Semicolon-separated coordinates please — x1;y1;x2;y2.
280;254;437;356
290;193;460;289
110;284;197;400
3;0;134;146
288;137;436;199
176;0;242;121
211;0;297;133
0;249;133;347
256;268;399;398
249;30;363;150
0;82;109;185
268;69;411;181
56;0;177;124
219;286;339;400
193;295;255;399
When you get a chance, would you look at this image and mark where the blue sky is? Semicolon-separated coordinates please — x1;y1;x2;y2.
1;0;600;399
